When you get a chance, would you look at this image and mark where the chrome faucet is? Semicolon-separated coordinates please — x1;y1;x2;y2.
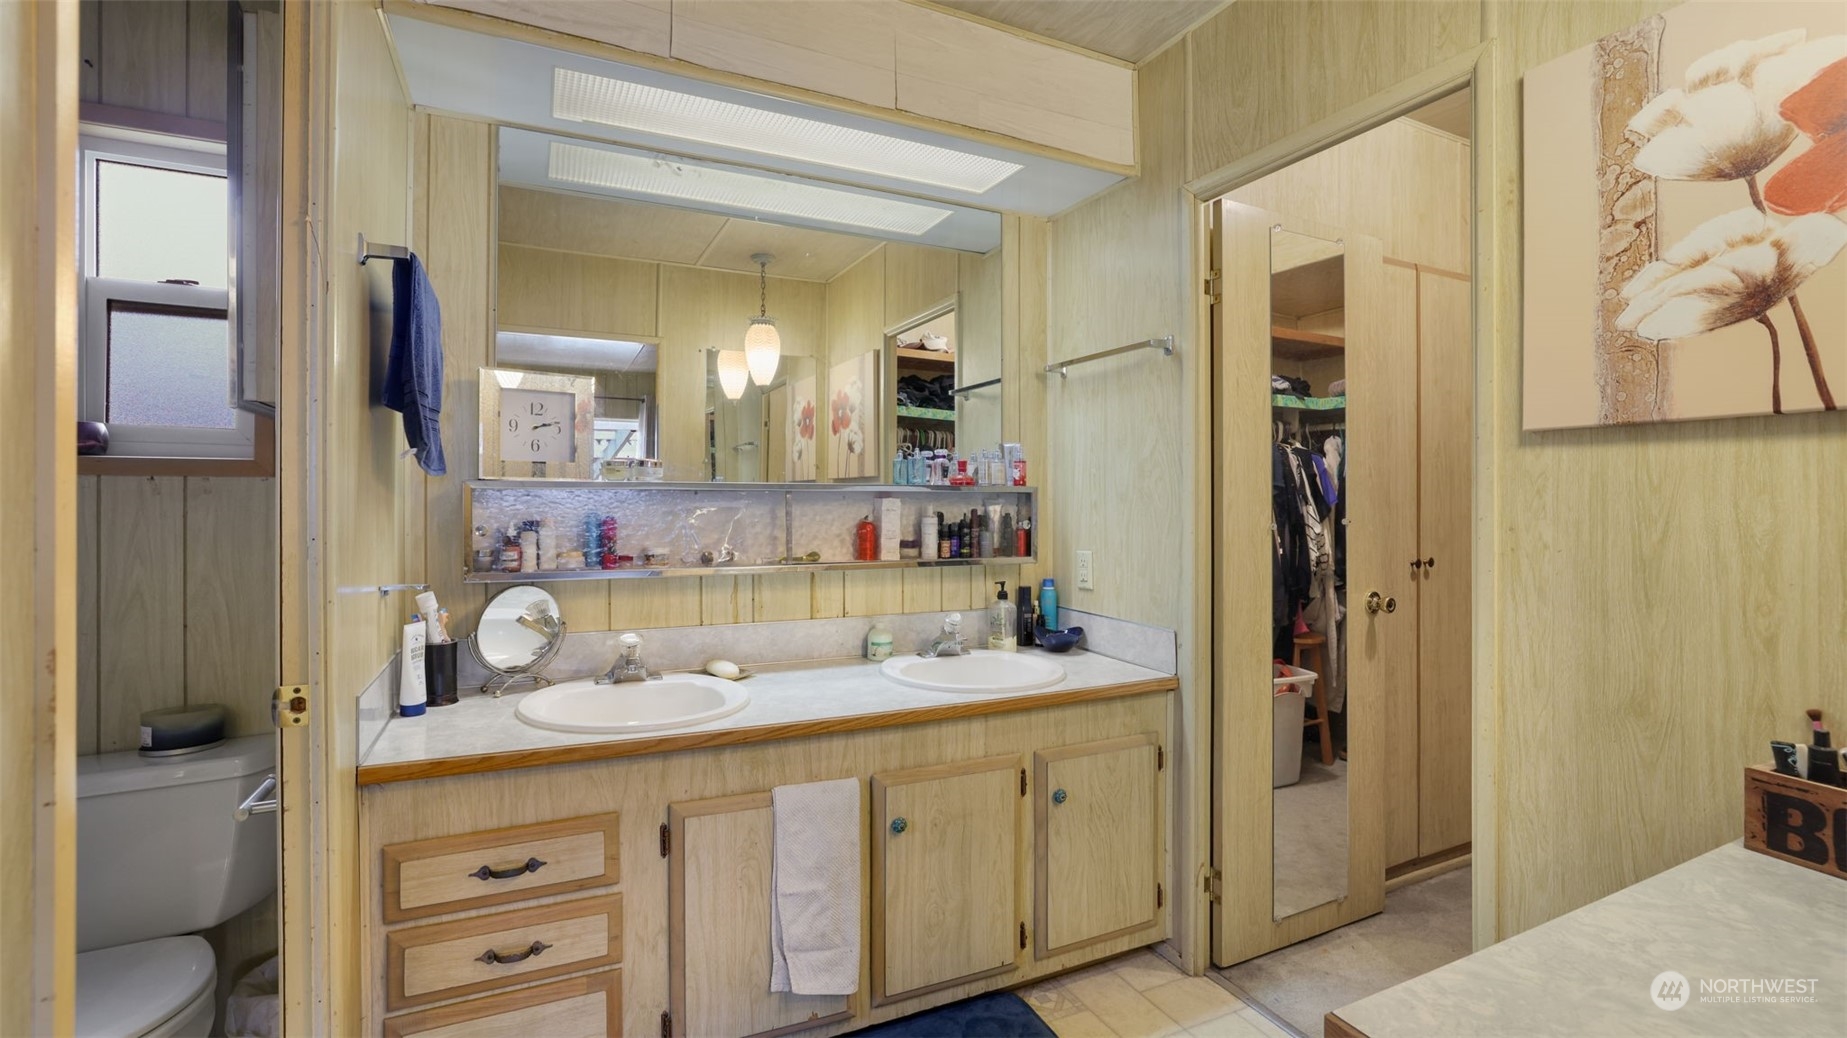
918;613;969;658
597;632;657;684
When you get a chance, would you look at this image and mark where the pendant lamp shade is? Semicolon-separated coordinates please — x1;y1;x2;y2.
745;253;782;386
716;349;749;400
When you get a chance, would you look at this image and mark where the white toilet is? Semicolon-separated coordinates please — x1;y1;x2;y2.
75;735;278;1038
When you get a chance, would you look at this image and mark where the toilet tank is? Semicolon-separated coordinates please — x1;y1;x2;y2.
76;734;277;952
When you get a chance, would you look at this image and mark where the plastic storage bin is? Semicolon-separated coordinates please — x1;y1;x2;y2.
1272;662;1318;788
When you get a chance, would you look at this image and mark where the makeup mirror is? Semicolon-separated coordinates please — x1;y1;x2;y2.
471;584;566;694
1269;225;1350;921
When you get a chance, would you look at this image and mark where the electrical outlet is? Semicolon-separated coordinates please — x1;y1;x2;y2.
1076;549;1095;590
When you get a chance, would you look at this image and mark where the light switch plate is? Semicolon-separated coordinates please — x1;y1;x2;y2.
1076;549;1094;590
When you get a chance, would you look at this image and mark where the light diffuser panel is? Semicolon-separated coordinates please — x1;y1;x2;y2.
553;68;1023;194
547;142;954;237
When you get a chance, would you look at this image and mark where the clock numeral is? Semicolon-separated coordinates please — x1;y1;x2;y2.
506;417;519;432
531;439;543;453
528;401;546;415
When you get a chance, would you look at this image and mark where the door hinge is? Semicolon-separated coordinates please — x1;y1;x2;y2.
1157;746;1165;771
659;823;671;857
1204;270;1222;301
1157;882;1164;908
272;685;309;728
1204;869;1223;904
660;1010;672;1038
1019;922;1027;950
1020;768;1027;797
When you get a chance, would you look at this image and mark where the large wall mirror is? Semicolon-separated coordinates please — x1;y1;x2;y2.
492;130;1006;484
1270;225;1349;921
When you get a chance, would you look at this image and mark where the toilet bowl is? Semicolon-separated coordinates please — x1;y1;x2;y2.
76;735;277;1038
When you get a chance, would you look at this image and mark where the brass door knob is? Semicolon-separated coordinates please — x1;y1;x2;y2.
1366;592;1397;615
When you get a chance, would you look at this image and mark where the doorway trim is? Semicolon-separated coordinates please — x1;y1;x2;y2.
1184;40;1500;956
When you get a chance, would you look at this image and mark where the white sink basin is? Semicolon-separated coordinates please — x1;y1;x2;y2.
879;650;1066;694
515;674;749;734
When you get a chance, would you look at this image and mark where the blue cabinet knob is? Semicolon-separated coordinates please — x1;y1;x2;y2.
1052;788;1067;805
890;817;908;835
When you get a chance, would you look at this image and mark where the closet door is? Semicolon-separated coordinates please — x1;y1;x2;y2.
1416;270;1473;857
1380;261;1423;871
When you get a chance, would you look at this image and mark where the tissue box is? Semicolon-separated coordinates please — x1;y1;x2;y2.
877;498;902;561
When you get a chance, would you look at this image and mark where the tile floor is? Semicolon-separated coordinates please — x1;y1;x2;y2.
1020;949;1297;1038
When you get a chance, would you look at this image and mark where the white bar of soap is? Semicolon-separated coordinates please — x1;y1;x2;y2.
705;659;741;680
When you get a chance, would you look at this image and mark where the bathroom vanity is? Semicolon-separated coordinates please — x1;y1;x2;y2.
356;652;1175;1037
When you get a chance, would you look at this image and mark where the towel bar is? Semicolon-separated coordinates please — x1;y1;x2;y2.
358;232;410;266
1045;335;1176;379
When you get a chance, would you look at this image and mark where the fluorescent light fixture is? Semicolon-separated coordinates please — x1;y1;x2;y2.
553;68;1022;194
548;142;954;237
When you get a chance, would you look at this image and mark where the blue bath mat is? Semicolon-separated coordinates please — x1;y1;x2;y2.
845;991;1055;1037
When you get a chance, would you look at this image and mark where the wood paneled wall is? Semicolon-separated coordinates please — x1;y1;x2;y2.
78;0;227;122
74;475;277;755
1;2;80;1031
1046;0;1847;954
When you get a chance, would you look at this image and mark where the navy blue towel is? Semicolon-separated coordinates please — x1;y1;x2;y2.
383;254;446;476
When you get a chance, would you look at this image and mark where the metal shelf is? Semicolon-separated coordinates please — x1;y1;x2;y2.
464;554;1039;584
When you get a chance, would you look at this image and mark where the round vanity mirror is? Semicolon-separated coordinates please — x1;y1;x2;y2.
471;585;566;692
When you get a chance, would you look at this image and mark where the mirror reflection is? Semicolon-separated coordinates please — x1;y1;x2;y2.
1270;226;1350;920
493;146;1006;483
471;584;566;695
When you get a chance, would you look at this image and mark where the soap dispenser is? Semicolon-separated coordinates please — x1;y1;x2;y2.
988;582;1018;652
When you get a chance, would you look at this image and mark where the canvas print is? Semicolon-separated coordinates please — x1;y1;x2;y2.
788;375;817;482
1524;3;1846;429
828;350;879;479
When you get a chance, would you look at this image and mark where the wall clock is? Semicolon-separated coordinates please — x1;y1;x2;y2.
478;367;595;479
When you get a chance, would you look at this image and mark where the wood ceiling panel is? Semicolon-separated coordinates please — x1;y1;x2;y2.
696;220;883;282
928;0;1227;62
498;186;724;264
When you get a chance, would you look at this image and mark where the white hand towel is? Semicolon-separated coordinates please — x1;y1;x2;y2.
770;778;862;996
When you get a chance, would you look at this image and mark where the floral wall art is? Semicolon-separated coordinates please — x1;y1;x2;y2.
828;350;879;479
788;375;817;482
1523;3;1846;429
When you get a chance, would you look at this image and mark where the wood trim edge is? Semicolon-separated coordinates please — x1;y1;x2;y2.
80;101;228;142
1325;1010;1371;1038
359;677;1178;785
79;414;276;477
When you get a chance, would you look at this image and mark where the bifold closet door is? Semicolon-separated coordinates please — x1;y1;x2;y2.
1416;270;1473;857
1380;262;1423;871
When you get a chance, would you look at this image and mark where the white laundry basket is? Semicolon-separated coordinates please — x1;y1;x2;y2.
1272;663;1317;788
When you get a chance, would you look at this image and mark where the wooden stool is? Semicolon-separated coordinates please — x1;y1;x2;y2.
1291;633;1335;766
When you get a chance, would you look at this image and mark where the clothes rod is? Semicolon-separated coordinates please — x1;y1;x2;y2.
950;377;1001;395
1045;336;1175;379
357;232;410;266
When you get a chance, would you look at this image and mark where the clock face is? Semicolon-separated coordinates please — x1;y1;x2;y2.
499;388;576;464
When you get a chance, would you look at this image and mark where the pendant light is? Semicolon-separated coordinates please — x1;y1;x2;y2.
745;252;782;386
716;348;749;401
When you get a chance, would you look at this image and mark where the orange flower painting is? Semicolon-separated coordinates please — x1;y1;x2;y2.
1524;5;1847;429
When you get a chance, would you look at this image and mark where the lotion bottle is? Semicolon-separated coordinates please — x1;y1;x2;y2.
988;583;1018;651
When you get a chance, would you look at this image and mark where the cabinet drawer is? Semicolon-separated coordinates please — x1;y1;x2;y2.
383;813;620;922
383;970;622;1038
386;894;624;1011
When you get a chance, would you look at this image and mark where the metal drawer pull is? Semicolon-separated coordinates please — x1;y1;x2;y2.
476;940;551;966
235;775;278;821
1052;788;1068;805
469;857;547;882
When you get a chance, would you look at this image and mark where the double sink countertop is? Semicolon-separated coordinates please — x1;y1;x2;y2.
358;648;1176;785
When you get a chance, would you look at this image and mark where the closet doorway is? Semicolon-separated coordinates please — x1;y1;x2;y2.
1206;88;1475;1030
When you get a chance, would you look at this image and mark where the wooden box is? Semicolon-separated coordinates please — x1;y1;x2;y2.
1744;765;1847;880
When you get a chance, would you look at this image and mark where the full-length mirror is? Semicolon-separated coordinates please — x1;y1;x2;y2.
492;132;1006;483
1269;226;1349;920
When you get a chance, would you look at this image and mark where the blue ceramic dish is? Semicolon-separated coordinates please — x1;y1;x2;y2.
1034;623;1084;653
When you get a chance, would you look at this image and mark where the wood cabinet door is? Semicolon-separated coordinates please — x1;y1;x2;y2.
1416;269;1473;858
1034;734;1161;956
871;754;1021;1004
667;793;853;1038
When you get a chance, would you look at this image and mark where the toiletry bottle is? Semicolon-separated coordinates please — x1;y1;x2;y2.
600;515;620;569
519;526;539;572
537;518;557;571
921;512;939;562
950;459;976;487
985;504;1002;557
867;620;894;661
936;512;951;559
1019;596;1037;647
947;521;962;558
499;529;522;572
999;512;1015;557
1018;518;1032;558
855;516;877;561
893;450;908;485
959;518;973;559
583;514;601;561
988;583;1018;651
471;525;495;573
399;621;428;716
911;450;928;486
1808;710;1840;785
1039;577;1058;631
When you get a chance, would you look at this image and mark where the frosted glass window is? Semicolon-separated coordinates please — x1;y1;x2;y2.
106;303;235;429
95;160;228;288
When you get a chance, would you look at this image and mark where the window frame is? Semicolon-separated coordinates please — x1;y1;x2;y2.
78;130;255;461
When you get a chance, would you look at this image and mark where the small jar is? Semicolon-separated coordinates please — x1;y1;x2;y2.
866;621;894;661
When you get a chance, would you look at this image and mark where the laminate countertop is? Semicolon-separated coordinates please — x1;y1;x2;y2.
357;648;1174;785
1329;841;1847;1037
